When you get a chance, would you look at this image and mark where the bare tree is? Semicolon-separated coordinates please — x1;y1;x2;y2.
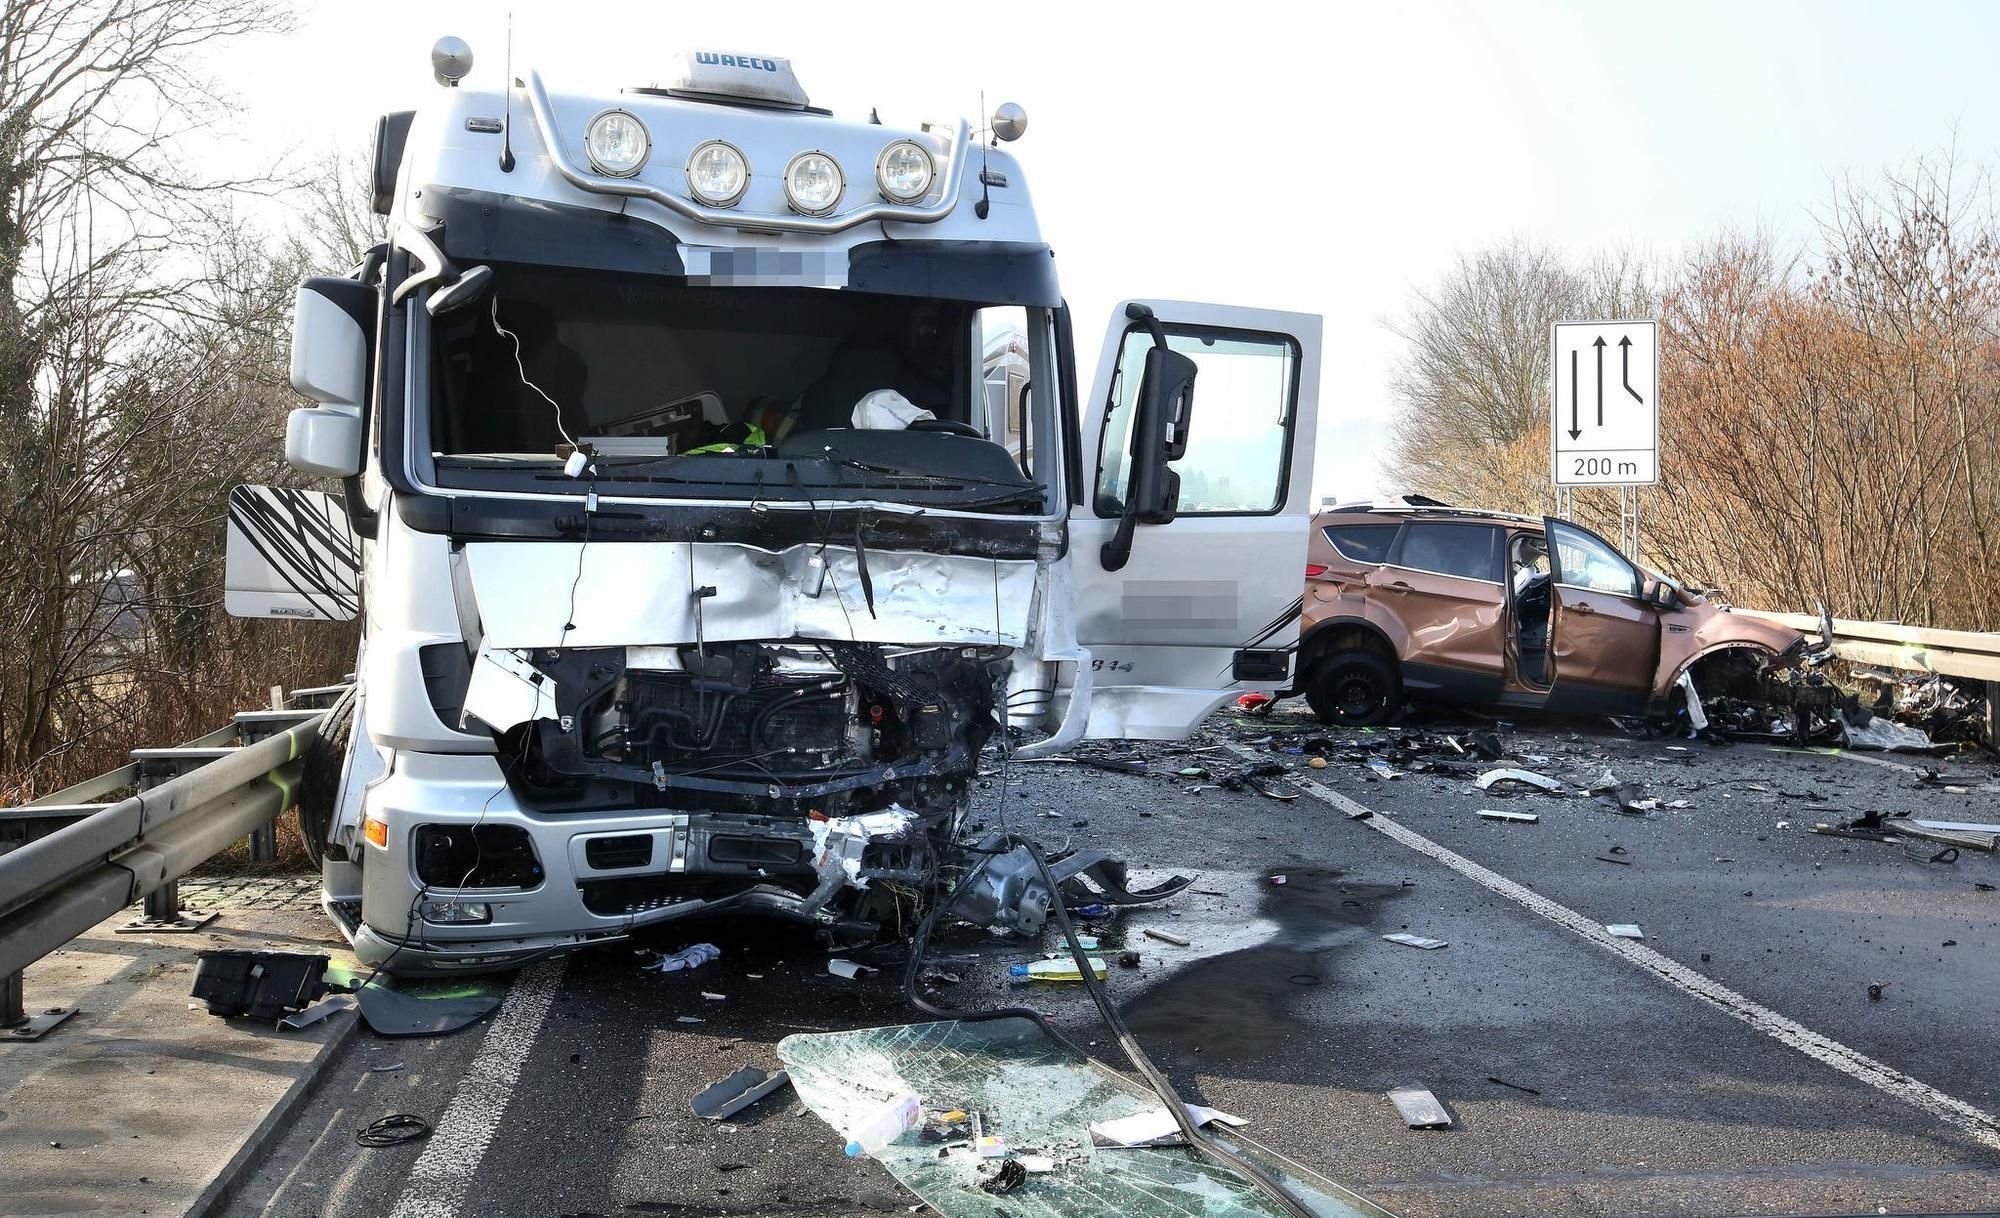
0;0;297;779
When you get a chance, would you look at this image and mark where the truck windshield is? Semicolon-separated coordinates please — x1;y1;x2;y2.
421;263;1047;512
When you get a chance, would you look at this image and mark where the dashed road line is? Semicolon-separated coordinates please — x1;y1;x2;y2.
387;957;569;1218
1228;743;2000;1153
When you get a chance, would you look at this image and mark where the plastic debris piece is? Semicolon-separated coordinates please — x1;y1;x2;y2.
1476;768;1563;794
1269;874;1287;886
691;1067;793;1121
981;1159;1027;1194
826;959;875;980
676;1015;706;1024
1235;692;1273;715
1089;1104;1248;1148
1477;809;1538;824
1605;924;1645;940
701;992;727;1001
1143;928;1190;947
1387;1087;1453;1129
653;943;722;974
1382;933;1448;950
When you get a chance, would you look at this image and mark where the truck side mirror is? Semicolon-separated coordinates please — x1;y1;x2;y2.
286;279;374;479
1100;306;1197;571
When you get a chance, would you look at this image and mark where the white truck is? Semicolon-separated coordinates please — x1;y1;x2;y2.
226;41;1322;974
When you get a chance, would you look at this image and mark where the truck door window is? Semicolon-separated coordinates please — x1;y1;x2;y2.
1322;523;1398;564
1095;327;1298;517
1549;520;1639;597
980;306;1033;476
1393;522;1501;582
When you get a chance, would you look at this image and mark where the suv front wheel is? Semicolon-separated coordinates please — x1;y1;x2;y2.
1305;650;1401;726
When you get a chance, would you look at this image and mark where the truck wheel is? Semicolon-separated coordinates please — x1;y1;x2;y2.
297;687;357;868
1306;651;1400;726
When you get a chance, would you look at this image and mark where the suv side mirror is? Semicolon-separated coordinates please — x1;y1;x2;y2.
1646;580;1680;610
1101;305;1197;571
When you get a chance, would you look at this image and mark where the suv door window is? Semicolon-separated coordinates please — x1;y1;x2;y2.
1322;522;1398;564
1393;522;1500;582
1095;327;1298;516
1549;520;1639;597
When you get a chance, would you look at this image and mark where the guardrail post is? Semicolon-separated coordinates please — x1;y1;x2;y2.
0;968;76;1042
243;687;287;864
114;760;220;935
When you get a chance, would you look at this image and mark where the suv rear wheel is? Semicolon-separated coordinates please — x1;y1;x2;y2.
1306;650;1400;726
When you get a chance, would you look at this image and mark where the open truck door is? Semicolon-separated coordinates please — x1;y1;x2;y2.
1068;300;1322;738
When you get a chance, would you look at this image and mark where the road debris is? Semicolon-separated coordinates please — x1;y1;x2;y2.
691;1067;794;1120
1088;1104;1248;1148
1382;933;1448;950
1475;768;1564;795
1478;808;1539;824
1486;1076;1542;1096
1594;855;1633;866
1142;928;1191;947
1386;1087;1453;1129
1605;924;1645;940
649;943;722;974
827;959;875;980
980;1159;1027;1194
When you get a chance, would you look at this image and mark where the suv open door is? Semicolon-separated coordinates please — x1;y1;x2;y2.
1068;300;1322;738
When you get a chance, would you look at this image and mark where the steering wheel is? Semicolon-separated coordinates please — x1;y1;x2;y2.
908;418;984;438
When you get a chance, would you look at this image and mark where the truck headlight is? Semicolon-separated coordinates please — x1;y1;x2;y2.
584;109;650;177
875;140;934;204
419;899;493;925
686;140;749;206
784;151;844;217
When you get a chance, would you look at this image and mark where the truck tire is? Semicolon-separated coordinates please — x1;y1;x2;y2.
297;686;357;868
1305;650;1400;726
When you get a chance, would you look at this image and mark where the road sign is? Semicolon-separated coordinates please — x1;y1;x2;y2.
1551;319;1657;486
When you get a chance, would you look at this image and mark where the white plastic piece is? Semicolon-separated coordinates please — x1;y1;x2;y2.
563;450;588;478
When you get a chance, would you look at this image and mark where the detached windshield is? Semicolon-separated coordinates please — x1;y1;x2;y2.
423;263;1045;510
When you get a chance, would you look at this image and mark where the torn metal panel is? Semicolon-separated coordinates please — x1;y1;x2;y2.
464;540;1038;650
778;1016;1394;1218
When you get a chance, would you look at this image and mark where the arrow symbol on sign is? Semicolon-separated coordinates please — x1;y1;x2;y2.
1568;349;1580;441
1593;336;1606;426
1620;336;1642;402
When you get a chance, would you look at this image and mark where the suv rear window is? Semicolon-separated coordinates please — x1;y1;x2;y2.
1323;523;1398;563
1395;523;1500;581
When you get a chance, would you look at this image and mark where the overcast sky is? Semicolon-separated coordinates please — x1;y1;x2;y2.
204;0;2000;501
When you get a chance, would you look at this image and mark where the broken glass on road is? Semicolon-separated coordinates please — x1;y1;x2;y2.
778;1015;1393;1218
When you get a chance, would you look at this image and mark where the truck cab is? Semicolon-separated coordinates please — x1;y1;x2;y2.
227;45;1322;973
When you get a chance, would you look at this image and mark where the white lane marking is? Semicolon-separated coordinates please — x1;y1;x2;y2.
1229;744;2000;1152
388;957;568;1218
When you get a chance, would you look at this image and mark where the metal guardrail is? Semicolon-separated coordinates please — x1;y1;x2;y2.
0;687;340;1040
1735;610;2000;743
1734;610;2000;683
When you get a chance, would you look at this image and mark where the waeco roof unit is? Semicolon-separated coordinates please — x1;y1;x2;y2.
633;51;813;111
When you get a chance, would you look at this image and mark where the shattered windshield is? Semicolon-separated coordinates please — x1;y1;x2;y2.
419;264;1048;511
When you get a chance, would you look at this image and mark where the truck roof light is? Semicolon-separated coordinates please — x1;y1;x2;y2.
584;109;650;177
784;151;844;217
875;140;934;205
687;140;749;207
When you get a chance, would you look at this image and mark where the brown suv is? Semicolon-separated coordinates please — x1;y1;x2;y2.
1293;504;1807;724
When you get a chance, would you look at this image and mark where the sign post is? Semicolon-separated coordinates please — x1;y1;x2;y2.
1551;319;1658;556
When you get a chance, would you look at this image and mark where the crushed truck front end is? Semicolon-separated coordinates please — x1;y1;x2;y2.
294;53;1076;973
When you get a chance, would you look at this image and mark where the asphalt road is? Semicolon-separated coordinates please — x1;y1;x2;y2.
221;706;2000;1218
